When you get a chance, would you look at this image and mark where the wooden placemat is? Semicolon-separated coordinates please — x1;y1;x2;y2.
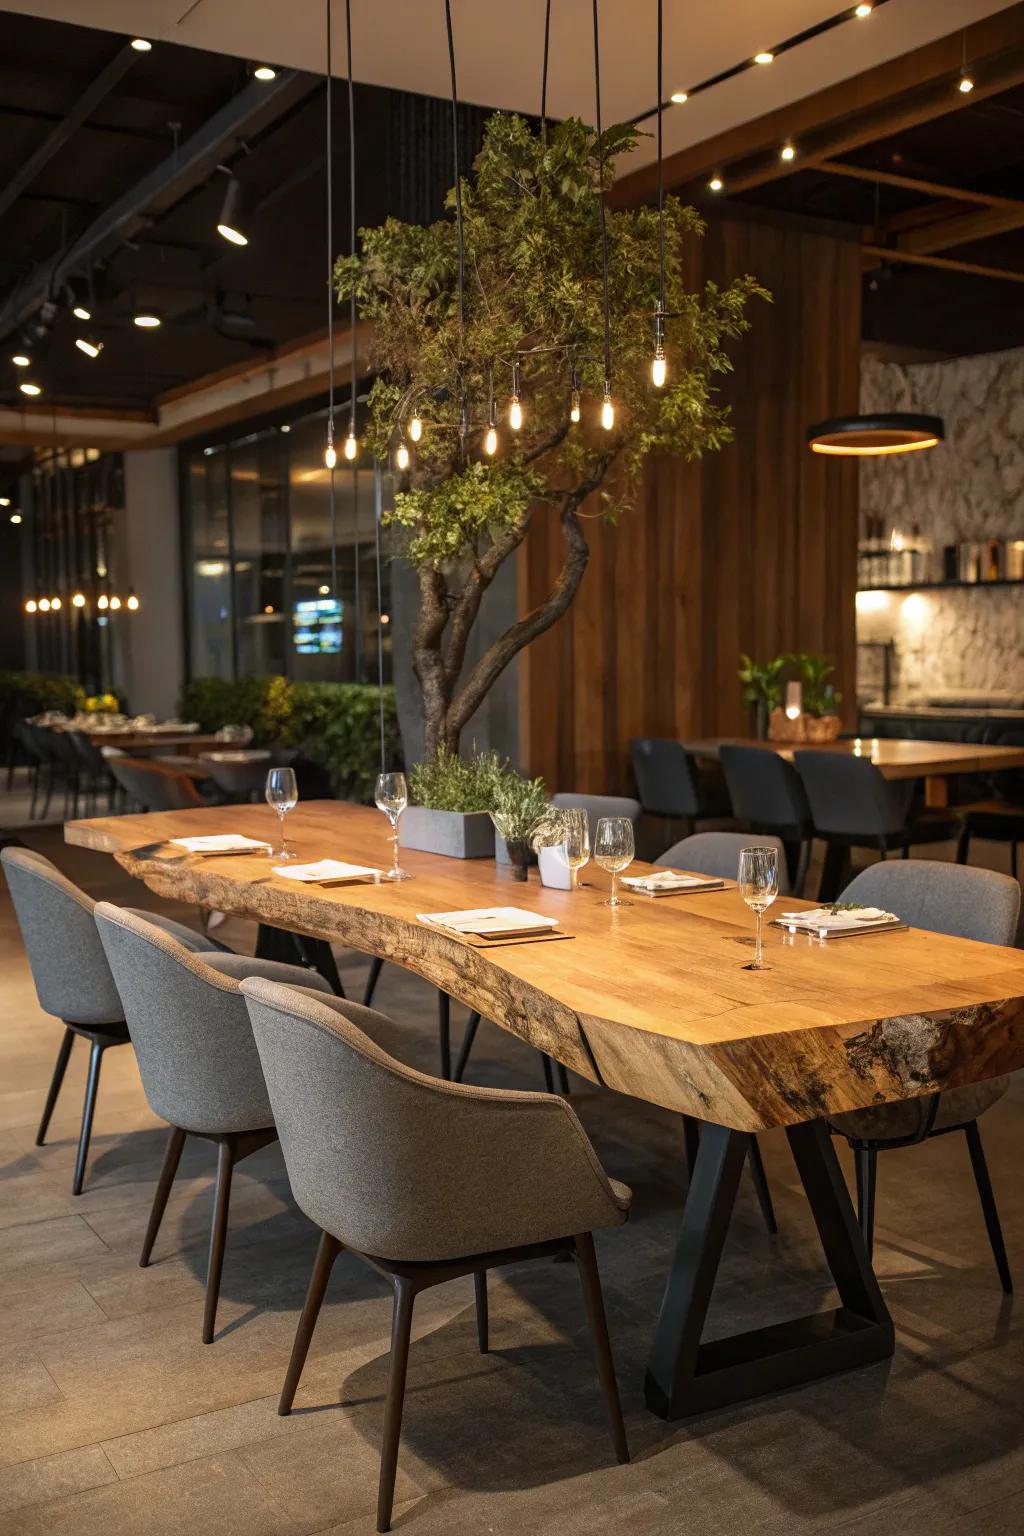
421;922;574;950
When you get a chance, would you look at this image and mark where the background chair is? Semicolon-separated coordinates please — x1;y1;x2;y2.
551;791;643;841
828;860;1020;1292
794;750;961;901
629;738;730;852
95;904;335;1343
106;755;209;813
656;829;788;1233
2;847;226;1194
68;730;116;815
241;977;630;1534
719;744;814;895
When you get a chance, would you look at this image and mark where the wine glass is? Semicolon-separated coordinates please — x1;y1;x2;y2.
265;766;298;860
375;771;411;881
594;816;634;907
738;844;780;971
562;808;591;890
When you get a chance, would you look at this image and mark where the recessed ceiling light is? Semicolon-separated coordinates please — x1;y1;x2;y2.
75;337;103;358
780;142;796;162
754;51;774;65
19;381;42;396
670;90;688;104
72;304;91;321
133;311;161;328
131;38;152;51
254;65;276;80
11;352;30;367
708;175;724;192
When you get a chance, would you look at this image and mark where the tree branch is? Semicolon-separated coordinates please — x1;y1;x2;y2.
441;515;534;696
411;566;451;760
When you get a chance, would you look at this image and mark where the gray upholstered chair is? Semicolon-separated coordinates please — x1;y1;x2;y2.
551;791;642;841
655;830;788;1234
106;755;208;812
241;977;631;1534
719;745;814;895
1;847;225;1195
93;903;334;1342
828;860;1020;1292
657;830;791;894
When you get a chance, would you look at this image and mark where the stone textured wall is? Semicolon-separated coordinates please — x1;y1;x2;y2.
858;351;1024;703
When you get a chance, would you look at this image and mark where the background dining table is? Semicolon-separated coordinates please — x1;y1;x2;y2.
65;800;1024;1424
685;736;1024;807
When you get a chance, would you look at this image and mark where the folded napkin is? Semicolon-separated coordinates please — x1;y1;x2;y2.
622;869;725;894
776;905;900;935
273;859;380;884
418;906;558;938
170;834;271;855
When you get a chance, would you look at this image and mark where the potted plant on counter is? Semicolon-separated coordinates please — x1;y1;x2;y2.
738;653;787;740
401;746;504;858
490;774;559;882
797;652;842;741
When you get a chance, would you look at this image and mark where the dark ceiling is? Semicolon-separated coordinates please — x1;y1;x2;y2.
0;10;481;415
731;82;1024;358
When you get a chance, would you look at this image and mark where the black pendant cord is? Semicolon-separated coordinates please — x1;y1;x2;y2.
656;0;665;315
346;0;360;678
444;0;465;344
373;460;386;773
325;0;338;604
540;0;552;146
592;0;612;388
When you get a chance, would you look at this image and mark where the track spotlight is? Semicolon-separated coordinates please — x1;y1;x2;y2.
216;177;249;246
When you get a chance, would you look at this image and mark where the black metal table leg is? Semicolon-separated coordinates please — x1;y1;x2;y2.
644;1119;893;1420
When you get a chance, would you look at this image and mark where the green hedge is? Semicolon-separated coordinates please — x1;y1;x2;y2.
179;677;402;803
0;670;81;739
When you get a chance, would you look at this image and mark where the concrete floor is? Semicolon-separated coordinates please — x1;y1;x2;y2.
1;821;1023;1535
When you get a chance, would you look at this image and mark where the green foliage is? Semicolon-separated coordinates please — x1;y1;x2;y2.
0;670;82;737
490;772;555;845
737;654;787;712
793;652;841;718
179;677;401;803
336;111;767;572
407;744;506;811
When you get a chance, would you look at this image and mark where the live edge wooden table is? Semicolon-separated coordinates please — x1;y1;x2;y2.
66;800;1024;1422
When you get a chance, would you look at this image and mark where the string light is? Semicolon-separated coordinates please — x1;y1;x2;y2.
408;413;423;442
854;3;873;15
754;50;774;65
484;366;498;456
780;142;796;162
133;310;161;328
509;360;523;431
958;71;974;94
75;336;103;358
324;435;337;470
11;352;30;367
10;513;22;525
97;594;109;610
484;425;498;456
38;597;50;612
652;0;667;393
708;175;724;192
72;592;86;607
72;304;91;321
600;388;615;431
670;90;688;104
51;596;62;611
127;592;140;611
24;599;36;613
592;0;614;439
19;381;42;397
651;341;667;389
344;428;358;461
109;595;122;611
395;441;410;470
570;371;581;424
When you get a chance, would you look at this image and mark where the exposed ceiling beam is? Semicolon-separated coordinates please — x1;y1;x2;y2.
896;201;1024;254
0;68;317;343
0;43;140;223
863;243;1024;286
813;158;1024;210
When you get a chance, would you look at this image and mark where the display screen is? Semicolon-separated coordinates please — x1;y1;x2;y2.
293;597;342;655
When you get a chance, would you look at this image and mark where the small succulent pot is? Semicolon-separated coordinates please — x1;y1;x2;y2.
503;838;531;881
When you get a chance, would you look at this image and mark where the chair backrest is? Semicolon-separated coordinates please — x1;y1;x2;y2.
794;750;911;838
94;903;281;1134
551;792;642;843
68;730;107;774
629;738;701;819
198;754;272;797
241;978;626;1263
14;720;42;764
720;744;811;834
1;847;123;1024
656;830;791;893
840;861;1020;947
107;755;206;812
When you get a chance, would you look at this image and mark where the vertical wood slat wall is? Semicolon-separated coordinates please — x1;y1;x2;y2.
518;209;862;794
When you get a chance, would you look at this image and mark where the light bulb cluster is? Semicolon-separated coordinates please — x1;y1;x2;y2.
25;590;140;616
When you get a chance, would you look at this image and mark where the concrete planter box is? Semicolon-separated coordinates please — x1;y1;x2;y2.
399;806;494;859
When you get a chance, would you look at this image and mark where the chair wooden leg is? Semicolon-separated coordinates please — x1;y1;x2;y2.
36;1026;74;1146
140;1126;186;1267
854;1147;877;1260
574;1232;629;1464
363;955;385;1008
377;1277;416;1534
203;1139;237;1343
72;1038;105;1196
964;1121;1013;1294
474;1270;488;1353
279;1230;343;1413
747;1137;778;1234
453;1011;481;1082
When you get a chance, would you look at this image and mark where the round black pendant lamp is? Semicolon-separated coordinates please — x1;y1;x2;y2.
806;413;944;457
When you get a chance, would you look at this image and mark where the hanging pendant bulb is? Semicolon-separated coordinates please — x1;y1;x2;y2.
600;387;615;431
408;413;423;442
395;441;410;471
324;424;337;470
484;425;498;456
651;348;667;389
570;390;581;424
509;360;523;431
344;426;358;461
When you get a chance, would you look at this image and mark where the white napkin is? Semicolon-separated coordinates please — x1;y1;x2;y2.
418;906;557;936
622;869;724;892
274;860;380;883
170;834;271;855
779;905;896;932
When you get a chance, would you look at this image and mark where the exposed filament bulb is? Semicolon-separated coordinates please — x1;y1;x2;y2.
395;442;410;471
344;429;358;462
651;348;667;389
600;391;615;431
408;414;423;442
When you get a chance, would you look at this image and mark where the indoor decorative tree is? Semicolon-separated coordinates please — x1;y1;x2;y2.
335;112;765;759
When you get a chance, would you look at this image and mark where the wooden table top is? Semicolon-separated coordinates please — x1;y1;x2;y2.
65;801;1024;1134
86;732;224;755
686;736;1024;780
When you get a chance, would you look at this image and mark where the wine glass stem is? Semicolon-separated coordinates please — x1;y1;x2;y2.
391;815;400;875
277;808;287;858
570;865;578;890
755;909;764;967
610;871;617;906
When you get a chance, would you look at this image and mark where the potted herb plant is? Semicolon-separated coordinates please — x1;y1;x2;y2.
490;775;558;882
401;746;504;858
